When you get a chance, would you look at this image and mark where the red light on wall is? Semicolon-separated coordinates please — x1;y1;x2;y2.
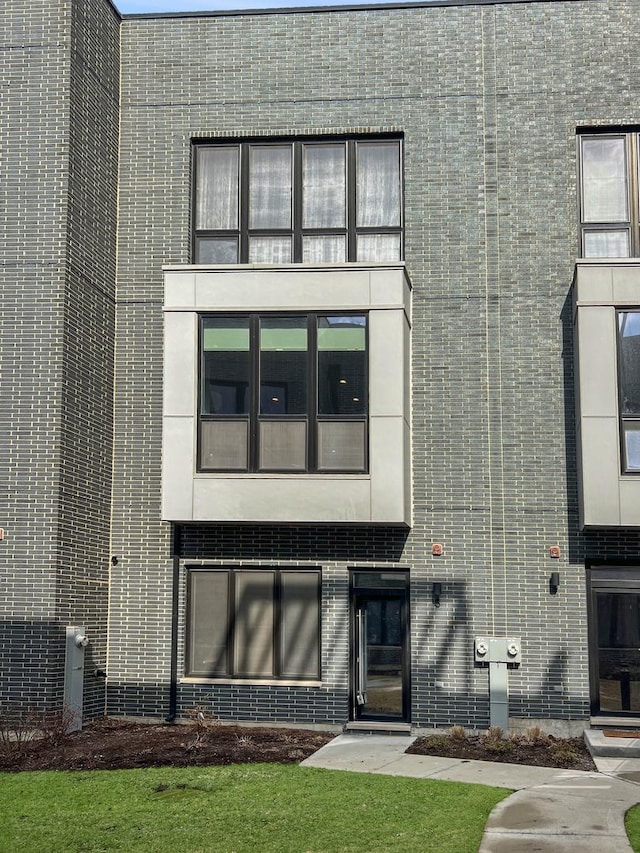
549;546;560;559
432;543;443;557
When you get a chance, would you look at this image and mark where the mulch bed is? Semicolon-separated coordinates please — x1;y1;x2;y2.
1;717;598;774
0;717;334;773
407;733;596;771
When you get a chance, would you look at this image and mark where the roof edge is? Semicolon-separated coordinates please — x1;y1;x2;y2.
121;0;602;23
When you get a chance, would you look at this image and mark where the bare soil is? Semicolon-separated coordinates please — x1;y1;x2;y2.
0;718;597;774
0;717;334;773
407;733;597;771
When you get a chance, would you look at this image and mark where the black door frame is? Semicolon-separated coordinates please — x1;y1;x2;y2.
587;563;640;716
349;570;410;723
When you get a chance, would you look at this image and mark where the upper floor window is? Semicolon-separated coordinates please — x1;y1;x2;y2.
199;312;368;473
618;310;640;472
193;137;402;264
579;132;640;257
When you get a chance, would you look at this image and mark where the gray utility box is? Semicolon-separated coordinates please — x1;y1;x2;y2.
474;637;522;665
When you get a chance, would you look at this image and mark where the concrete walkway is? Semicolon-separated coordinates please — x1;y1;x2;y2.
301;734;640;852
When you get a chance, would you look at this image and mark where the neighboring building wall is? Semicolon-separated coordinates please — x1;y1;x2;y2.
0;0;119;716
108;0;639;726
59;0;120;718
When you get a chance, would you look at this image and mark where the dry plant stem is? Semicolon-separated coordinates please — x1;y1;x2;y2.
0;709;35;758
449;725;467;741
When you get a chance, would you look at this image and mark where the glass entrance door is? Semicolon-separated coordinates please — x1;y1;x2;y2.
351;572;409;722
589;569;640;715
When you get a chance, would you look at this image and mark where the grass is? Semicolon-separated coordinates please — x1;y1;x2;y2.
0;764;509;853
626;804;640;851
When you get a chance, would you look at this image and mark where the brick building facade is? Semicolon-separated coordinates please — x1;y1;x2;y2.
2;0;640;734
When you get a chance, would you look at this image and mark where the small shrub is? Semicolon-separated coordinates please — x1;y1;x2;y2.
549;743;581;765
485;739;513;755
235;734;253;745
523;725;549;745
484;726;504;744
449;725;467;742
33;706;76;747
184;705;220;750
425;735;451;751
0;708;35;758
483;726;513;754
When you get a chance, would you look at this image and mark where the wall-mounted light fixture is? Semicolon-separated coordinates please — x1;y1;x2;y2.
432;582;442;608
431;543;443;557
549;571;560;595
111;556;119;567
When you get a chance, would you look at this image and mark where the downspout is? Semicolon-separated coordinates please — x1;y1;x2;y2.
165;523;181;723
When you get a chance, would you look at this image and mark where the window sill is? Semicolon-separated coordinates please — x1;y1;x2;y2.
180;677;323;688
163;261;409;271
195;472;369;479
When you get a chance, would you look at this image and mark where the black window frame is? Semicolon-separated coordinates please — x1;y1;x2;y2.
198;311;369;474
616;308;640;474
185;566;322;681
192;135;404;264
578;128;640;258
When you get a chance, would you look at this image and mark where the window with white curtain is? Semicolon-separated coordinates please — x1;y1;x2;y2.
579;131;640;257
193;137;403;264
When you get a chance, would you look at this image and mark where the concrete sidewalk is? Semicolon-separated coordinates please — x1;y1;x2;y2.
301;734;640;852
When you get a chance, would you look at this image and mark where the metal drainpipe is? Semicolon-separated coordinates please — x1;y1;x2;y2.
165;524;181;723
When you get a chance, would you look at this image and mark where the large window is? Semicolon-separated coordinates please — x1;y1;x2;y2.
618;311;640;471
199;313;368;473
186;568;321;680
193;137;402;264
579;131;640;257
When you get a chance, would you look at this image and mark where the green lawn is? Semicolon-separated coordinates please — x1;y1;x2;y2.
0;764;509;853
627;804;640;851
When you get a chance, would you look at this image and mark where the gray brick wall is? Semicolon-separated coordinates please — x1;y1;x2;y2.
5;0;640;730
108;0;640;729
0;0;119;716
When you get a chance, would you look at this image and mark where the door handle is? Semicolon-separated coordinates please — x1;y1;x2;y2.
356;608;367;706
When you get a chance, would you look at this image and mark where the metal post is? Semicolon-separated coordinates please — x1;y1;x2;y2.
474;637;522;733
64;626;88;732
488;661;509;730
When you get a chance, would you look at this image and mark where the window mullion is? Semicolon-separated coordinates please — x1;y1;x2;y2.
293;142;303;262
274;571;282;678
308;316;318;472
228;570;236;677
347;141;357;261
240;144;250;263
250;315;260;472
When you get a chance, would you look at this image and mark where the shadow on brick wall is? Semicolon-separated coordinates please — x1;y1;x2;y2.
0;620;105;717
